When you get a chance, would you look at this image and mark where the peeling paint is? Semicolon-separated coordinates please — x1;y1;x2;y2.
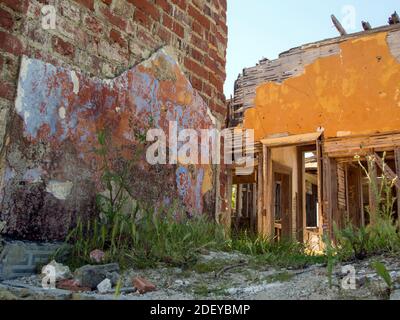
46;180;73;200
244;31;400;139
1;48;216;240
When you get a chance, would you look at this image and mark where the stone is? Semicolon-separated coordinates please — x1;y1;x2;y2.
89;249;106;263
133;276;156;294
0;241;64;280
390;290;400;300
106;271;120;286
74;263;119;290
41;260;72;281
57;279;91;292
97;278;112;294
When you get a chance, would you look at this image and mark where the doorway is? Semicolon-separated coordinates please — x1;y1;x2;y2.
272;164;292;241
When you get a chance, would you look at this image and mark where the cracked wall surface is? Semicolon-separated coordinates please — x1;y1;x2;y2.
243;28;400;140
0;48;217;241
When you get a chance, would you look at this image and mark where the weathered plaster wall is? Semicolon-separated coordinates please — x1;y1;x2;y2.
244;30;400;140
0;49;216;241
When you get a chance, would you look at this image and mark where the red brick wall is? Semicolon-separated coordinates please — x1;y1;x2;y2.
0;0;227;120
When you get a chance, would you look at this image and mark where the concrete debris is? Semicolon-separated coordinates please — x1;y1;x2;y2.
74;263;120;290
97;279;112;294
41;260;72;281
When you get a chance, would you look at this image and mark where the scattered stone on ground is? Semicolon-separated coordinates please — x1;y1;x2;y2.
97;279;112;294
57;279;91;292
133;277;157;294
90;250;106;264
74;263;120;290
42;260;72;281
1;251;399;300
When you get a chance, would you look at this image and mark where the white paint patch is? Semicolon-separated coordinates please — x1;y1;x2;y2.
70;71;80;94
46;180;73;200
15;57;32;113
58;107;66;119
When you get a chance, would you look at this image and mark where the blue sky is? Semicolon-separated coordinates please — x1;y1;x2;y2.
224;0;399;96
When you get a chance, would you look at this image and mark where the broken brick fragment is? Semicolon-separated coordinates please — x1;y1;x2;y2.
57;279;91;292
132;277;156;294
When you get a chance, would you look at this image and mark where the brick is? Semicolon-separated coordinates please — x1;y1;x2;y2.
52;36;75;58
184;57;208;80
57;279;91;292
162;13;173;29
157;26;172;43
191;47;203;63
190;75;203;91
101;7;127;30
0;31;24;55
59;1;81;22
128;0;160;21
0;80;15;101
84;14;103;33
188;4;210;29
73;0;94;11
170;0;187;11
155;0;172;15
134;9;152;30
109;28;127;48
171;21;184;38
0;0;28;13
192;21;204;36
0;7;13;29
133;276;156;294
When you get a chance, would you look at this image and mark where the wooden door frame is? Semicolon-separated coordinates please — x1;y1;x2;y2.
272;161;293;240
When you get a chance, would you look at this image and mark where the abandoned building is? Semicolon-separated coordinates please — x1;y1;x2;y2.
229;23;400;249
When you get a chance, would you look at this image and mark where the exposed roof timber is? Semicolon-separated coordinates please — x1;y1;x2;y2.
261;132;322;148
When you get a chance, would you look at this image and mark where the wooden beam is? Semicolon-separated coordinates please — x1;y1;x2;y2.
263;145;274;238
251;183;257;233
367;157;378;225
331;14;347;36
257;154;264;235
261;132;322;148
395;149;400;218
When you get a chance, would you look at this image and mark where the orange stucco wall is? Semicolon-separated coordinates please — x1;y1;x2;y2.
244;32;400;141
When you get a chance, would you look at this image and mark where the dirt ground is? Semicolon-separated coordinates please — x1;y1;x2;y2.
1;251;400;300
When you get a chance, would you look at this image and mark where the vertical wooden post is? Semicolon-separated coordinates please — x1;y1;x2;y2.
368;156;378;225
263;145;274;238
236;184;243;228
257;152;264;235
251;183;257;233
395;149;400;219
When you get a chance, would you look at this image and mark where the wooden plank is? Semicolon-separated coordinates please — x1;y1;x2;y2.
263;145;274;238
367;157;378;225
395;149;400;218
374;152;400;190
324;131;400;157
257;154;264;235
296;147;304;242
261;132;322;148
251;183;257;233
